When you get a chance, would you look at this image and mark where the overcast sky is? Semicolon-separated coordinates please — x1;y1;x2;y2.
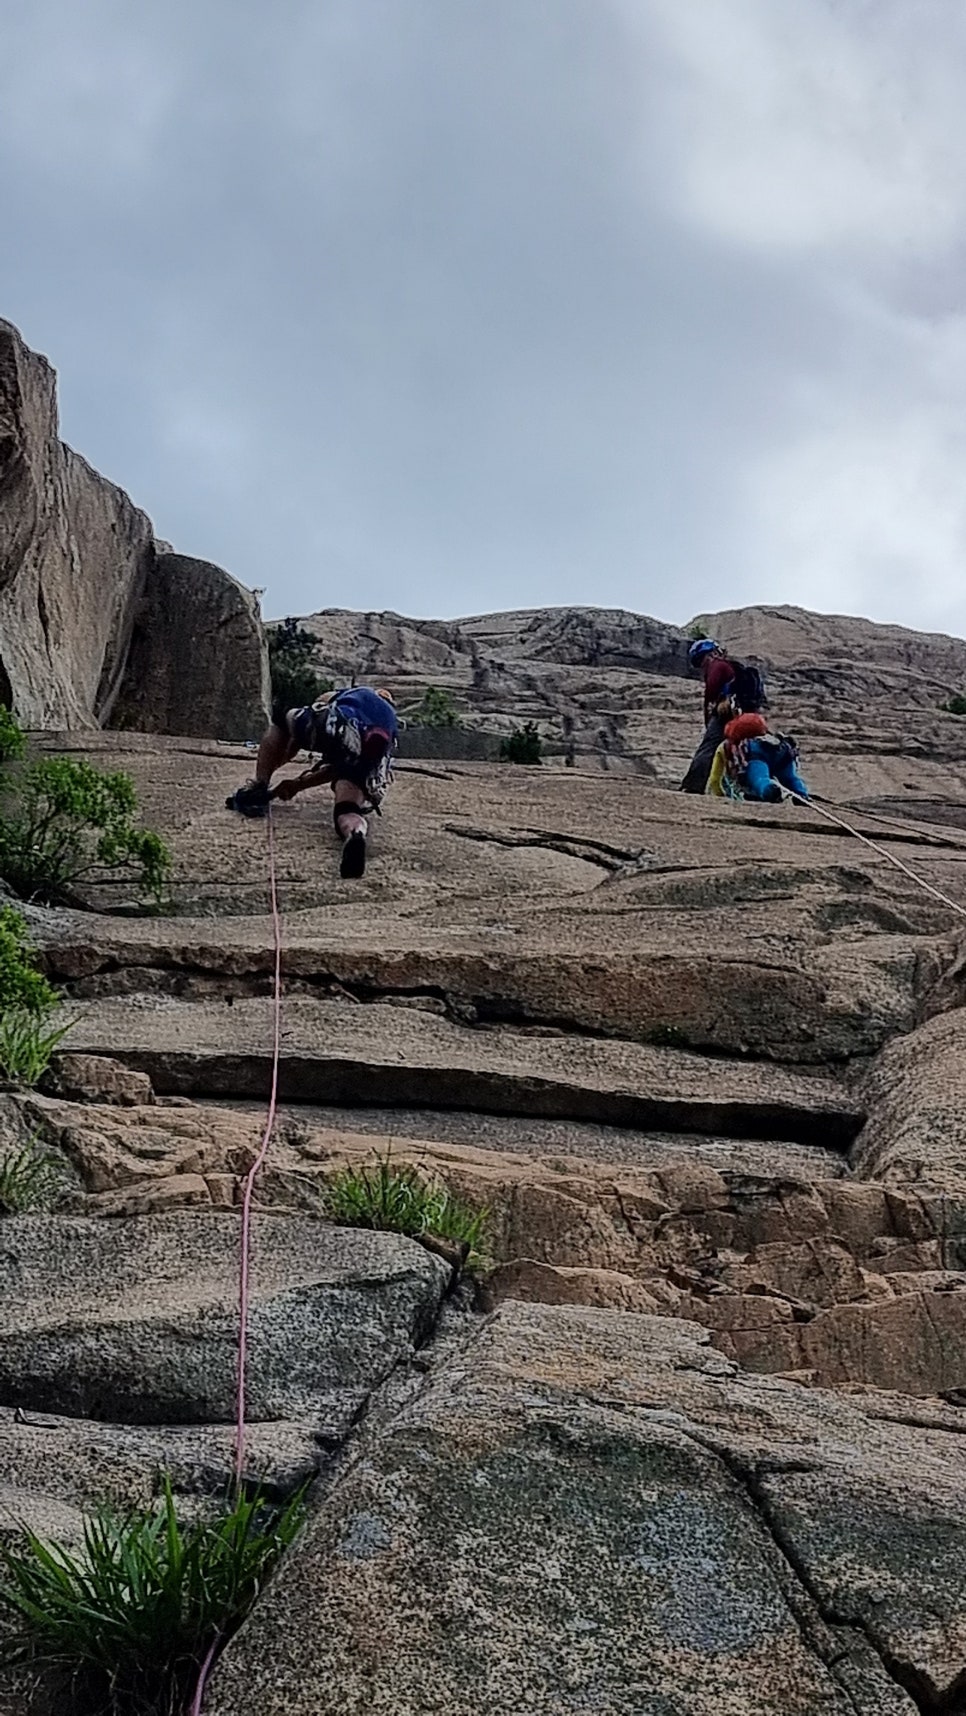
3;0;966;634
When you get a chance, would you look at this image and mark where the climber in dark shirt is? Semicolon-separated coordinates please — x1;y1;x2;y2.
227;686;398;880
680;639;741;794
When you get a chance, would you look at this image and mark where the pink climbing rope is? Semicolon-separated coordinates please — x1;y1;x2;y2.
190;807;283;1716
234;805;285;1484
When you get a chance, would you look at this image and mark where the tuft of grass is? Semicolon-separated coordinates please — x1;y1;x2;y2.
0;1139;70;1215
323;1151;489;1267
0;1008;76;1088
0;1479;306;1716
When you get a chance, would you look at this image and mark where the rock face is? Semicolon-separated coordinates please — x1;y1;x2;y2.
0;316;268;736
208;1303;962;1715
0;317;155;727
278;599;966;793
0;1213;446;1426
111;552;270;740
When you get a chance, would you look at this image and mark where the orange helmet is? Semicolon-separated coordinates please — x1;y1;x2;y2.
725;713;768;743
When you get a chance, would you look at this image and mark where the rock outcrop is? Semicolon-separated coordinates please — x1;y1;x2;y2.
6;727;966;1417
282;600;966;798
0;317;155;727
0;317;268;737
111;552;270;740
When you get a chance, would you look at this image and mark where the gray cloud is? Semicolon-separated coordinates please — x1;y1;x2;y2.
3;0;966;634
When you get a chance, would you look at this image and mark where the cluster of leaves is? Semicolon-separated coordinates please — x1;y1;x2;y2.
0;1479;306;1716
0;707;25;765
268;617;333;713
0;903;57;1015
413;685;460;728
499;722;543;764
0;712;170;907
0;905;74;1087
943;693;966;717
324;1151;489;1267
0;1138;70;1215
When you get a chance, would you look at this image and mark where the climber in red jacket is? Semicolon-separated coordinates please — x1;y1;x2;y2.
680;639;742;794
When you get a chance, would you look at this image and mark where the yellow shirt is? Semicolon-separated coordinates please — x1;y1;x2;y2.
706;743;728;797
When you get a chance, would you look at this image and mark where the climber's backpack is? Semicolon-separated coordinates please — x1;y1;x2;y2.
725;660;766;715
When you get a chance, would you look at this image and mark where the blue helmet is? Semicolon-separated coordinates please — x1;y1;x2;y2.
688;638;719;667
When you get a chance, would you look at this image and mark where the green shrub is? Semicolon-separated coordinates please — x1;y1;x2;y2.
687;621;708;642
0;1139;70;1214
0;905;58;1016
0;1009;76;1089
0;707;25;765
324;1152;489;1267
499;723;543;765
268;618;333;713
414;686;460;728
0;1478;306;1716
943;693;966;716
0;716;171;906
0;906;74;1088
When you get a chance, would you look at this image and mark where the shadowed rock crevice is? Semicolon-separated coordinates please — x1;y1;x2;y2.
60;993;865;1146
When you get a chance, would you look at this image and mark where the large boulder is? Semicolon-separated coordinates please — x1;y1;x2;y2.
854;1008;966;1197
208;1301;964;1714
0;317;154;727
0;1213;447;1427
111;551;270;739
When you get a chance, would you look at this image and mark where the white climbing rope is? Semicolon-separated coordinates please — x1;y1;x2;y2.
790;793;966;923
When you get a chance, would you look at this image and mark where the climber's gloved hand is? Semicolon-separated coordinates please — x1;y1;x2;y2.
226;779;270;818
271;776;302;802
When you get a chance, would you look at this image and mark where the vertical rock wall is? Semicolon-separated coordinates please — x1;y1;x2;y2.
0;316;269;737
0;318;155;727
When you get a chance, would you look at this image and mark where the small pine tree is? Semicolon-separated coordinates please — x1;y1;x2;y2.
415;686;460;728
500;723;543;764
268;619;333;711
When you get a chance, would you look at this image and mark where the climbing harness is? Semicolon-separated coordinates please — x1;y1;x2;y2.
190;808;283;1716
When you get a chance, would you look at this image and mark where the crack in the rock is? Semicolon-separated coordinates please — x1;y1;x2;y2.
57;956;836;1066
701;1440;955;1715
444;822;638;871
